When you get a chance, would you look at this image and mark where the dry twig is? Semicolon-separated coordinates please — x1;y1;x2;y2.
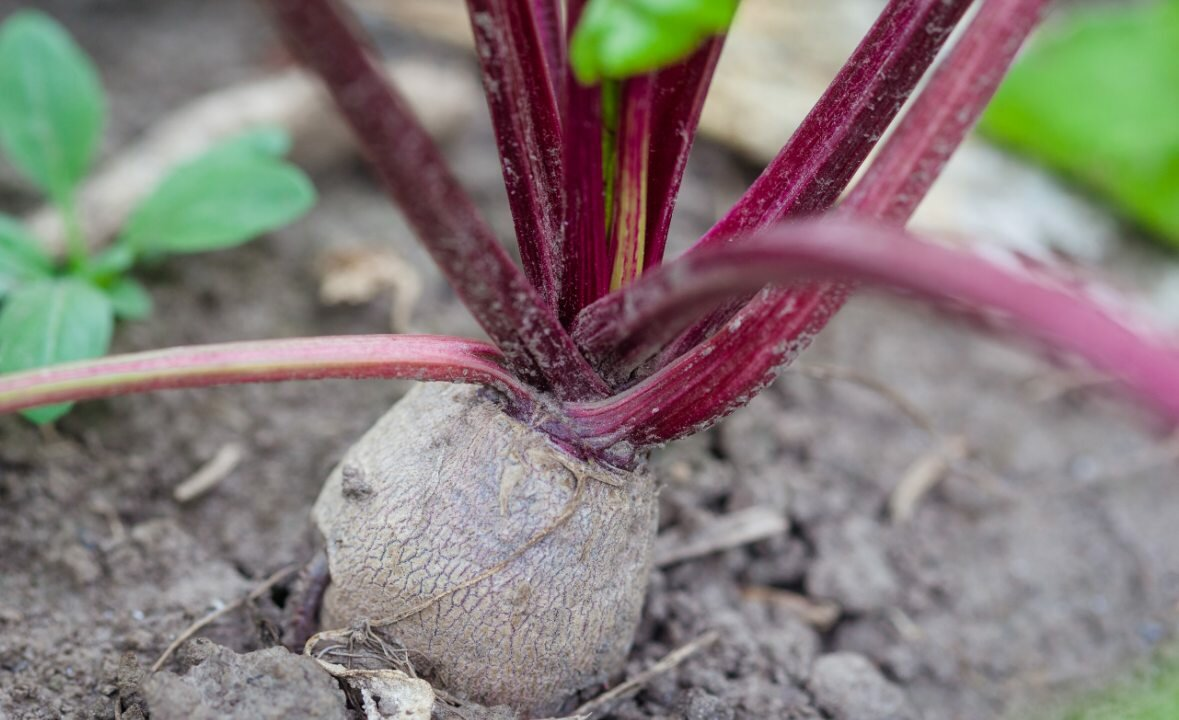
789;363;937;434
570;632;720;718
889;435;969;523
654;506;788;567
740;586;841;630
173;443;244;503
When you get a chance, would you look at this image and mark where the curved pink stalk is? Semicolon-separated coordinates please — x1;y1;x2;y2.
646;0;975;367
0;335;535;417
264;0;606;401
565;219;1179;448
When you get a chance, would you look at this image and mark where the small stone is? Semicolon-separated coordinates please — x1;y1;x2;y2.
806;517;900;613
57;544;103;585
678;688;735;720
808;653;915;720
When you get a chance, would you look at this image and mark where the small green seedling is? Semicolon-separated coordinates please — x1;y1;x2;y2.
0;10;315;423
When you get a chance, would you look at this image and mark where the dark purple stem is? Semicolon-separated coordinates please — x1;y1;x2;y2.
651;0;973;368
697;0;974;247
264;0;606;400
556;0;609;325
581;0;974;379
530;0;566;97
642;37;726;270
842;0;1047;223
578;0;1049;442
566;219;1179;447
466;0;565;306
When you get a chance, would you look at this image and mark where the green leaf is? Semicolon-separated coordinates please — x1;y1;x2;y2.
0;278;113;423
0;213;53;298
1039;651;1179;719
981;0;1179;247
202;126;293;160
0;10;105;202
86;243;136;279
570;0;739;84
119;148;315;255
104;276;152;320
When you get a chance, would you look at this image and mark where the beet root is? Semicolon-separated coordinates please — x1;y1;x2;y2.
312;384;657;715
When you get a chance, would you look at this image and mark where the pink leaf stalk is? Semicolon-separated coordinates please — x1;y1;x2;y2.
566;219;1179;448
264;0;606;401
8;0;1174;488
466;0;565;305
0;336;534;417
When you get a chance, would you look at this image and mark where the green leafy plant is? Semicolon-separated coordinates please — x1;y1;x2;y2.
1033;651;1179;720
982;0;1179;246
0;10;315;423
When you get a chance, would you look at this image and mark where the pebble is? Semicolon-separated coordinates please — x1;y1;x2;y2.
809;653;916;720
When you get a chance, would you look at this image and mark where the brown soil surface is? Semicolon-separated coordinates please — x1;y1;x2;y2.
2;2;1178;719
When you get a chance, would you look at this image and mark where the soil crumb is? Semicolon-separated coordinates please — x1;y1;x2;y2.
143;642;348;720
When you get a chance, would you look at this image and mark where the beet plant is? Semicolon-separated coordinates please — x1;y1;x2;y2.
4;0;1179;714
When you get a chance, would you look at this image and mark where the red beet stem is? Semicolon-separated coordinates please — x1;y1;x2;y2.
265;0;606;401
0;335;537;417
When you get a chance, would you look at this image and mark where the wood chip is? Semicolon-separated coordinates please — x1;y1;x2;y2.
173;444;244;503
315;247;422;332
655;506;788;567
889;435;969;524
741;586;841;631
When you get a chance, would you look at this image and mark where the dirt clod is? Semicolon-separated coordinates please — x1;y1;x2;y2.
808;652;916;720
807;516;900;614
143;644;348;720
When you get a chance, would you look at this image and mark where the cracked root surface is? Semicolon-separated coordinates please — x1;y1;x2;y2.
313;384;658;715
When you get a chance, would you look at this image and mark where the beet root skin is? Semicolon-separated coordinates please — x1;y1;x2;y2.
313;384;657;714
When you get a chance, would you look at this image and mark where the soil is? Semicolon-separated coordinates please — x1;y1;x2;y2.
3;1;1179;719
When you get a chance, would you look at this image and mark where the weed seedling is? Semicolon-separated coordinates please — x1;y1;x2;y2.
0;11;314;423
3;0;1179;714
